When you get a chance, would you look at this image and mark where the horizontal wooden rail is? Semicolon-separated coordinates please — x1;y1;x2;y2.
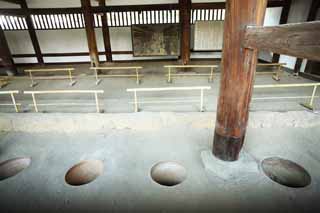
0;90;20;112
23;90;104;113
244;21;320;61
24;67;76;87
164;65;219;83
257;63;286;66
127;86;211;112
254;83;320;110
90;66;143;85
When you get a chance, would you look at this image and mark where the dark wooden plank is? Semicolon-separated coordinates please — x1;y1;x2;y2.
20;0;43;64
244;21;320;62
81;0;99;67
213;0;267;161
99;0;112;62
179;0;191;65
272;0;291;63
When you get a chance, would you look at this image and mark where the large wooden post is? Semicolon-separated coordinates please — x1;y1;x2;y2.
81;0;100;67
0;27;16;75
179;0;191;65
99;0;112;62
21;0;43;64
212;0;267;161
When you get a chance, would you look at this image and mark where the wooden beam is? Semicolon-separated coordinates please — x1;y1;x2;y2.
81;0;99;67
99;0;112;62
213;0;267;161
20;0;43;64
0;26;16;74
179;0;191;65
294;0;320;73
244;21;320;62
272;0;292;63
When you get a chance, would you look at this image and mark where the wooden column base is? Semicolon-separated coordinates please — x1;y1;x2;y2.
212;131;245;161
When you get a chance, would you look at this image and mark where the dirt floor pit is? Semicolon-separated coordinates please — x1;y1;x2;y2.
65;160;104;186
151;161;187;187
261;157;311;188
0;157;31;181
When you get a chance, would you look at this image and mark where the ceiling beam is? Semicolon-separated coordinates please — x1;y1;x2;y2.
244;21;320;62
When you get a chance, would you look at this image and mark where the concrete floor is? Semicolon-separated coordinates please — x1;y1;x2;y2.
0;61;319;113
0;112;320;212
0;61;320;212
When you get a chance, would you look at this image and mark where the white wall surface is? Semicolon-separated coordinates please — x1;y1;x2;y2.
5;31;35;54
0;1;21;8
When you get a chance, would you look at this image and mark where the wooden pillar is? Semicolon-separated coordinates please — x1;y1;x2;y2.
179;0;191;65
0;27;16;75
272;0;292;63
21;0;43;64
99;0;112;62
81;0;99;67
212;0;267;161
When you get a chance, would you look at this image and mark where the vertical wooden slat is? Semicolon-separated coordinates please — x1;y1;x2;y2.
180;0;191;65
81;0;99;67
212;0;267;161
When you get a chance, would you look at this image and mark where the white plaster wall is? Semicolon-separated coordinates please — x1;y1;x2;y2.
26;0;81;8
0;1;21;8
109;27;132;51
5;31;35;54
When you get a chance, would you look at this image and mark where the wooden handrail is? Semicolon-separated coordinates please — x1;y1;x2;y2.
0;90;20;112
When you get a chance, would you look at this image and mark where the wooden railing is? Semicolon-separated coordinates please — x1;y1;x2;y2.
164;65;219;83
126;86;211;112
24;68;76;87
90;66;143;85
254;83;320;110
23;90;104;113
0;90;20;112
257;62;287;81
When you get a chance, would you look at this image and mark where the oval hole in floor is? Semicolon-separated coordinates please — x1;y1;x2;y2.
0;157;31;181
151;161;187;187
261;157;311;188
65;160;103;186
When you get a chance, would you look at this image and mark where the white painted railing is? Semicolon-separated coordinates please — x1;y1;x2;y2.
126;86;212;112
23;90;104;113
0;90;20;112
254;83;320;110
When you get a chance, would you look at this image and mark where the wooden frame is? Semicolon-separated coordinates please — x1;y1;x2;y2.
90;66;143;85
127;86;211;112
23;90;104;113
164;65;219;83
24;68;76;87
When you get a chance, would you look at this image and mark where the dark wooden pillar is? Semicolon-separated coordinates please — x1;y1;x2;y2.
179;0;191;65
0;27;16;74
81;0;99;67
272;0;292;63
99;0;112;62
294;0;319;73
212;0;267;161
20;0;43;64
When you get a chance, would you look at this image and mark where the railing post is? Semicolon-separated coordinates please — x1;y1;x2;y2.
95;68;101;85
31;93;39;112
134;90;138;112
10;92;19;113
136;68;140;85
94;92;100;113
209;67;214;82
168;67;172;83
29;71;37;87
309;85;317;107
68;69;76;86
200;89;204;112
